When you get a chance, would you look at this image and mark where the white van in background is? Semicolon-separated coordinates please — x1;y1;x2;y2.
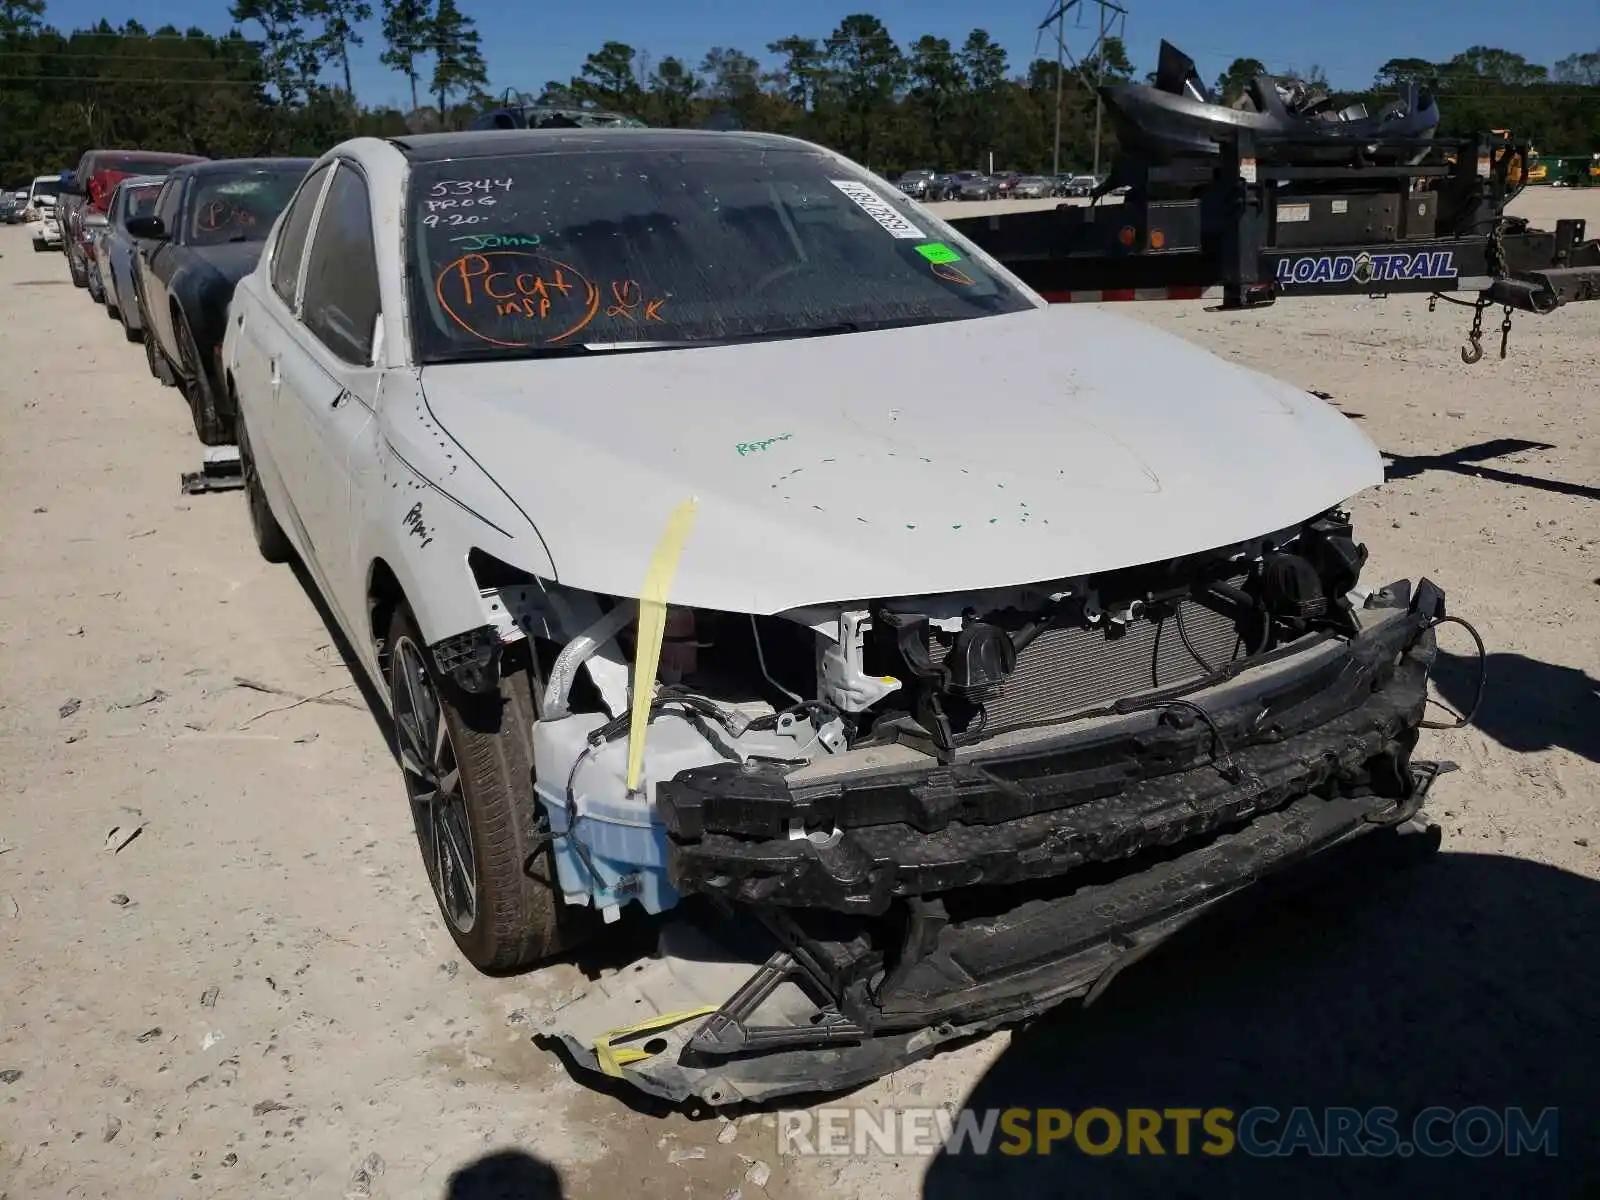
25;174;62;251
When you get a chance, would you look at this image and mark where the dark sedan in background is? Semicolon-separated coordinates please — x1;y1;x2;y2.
130;157;314;445
91;175;165;339
950;171;996;200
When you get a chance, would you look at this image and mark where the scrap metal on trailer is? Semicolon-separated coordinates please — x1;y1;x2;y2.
945;42;1600;362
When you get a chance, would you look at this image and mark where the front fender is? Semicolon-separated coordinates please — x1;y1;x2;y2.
172;268;230;348
354;371;558;656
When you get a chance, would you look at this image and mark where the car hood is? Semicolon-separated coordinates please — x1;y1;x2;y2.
190;239;267;283
416;305;1383;615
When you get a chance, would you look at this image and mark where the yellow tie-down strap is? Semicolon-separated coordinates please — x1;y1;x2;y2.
594;1005;721;1078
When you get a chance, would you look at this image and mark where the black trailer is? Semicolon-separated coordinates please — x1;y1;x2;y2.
946;128;1600;363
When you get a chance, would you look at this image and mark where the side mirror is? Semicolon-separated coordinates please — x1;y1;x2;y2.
126;215;166;240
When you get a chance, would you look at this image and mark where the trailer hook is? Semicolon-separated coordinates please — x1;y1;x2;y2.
1461;296;1488;364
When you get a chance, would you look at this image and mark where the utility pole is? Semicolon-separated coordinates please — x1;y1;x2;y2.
1038;0;1128;182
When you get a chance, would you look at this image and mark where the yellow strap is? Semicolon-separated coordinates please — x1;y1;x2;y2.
594;1004;721;1078
625;496;699;793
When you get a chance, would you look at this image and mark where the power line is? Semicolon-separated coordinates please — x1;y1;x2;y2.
0;74;267;85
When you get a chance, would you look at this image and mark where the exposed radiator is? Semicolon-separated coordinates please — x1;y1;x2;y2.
982;595;1244;733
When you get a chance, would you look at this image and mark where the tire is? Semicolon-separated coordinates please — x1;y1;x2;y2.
31;238;45;253
175;312;230;445
106;295;120;321
387;604;593;971
237;411;292;564
68;249;87;288
88;273;105;304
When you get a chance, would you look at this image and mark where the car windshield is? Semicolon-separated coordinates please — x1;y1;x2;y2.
187;167;306;246
406;144;1032;363
32;179;60;198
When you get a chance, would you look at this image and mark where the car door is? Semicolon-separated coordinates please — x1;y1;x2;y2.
140;177;186;355
232;161;333;538
272;160;385;634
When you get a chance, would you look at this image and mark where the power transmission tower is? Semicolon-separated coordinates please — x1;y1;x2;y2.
1039;0;1128;182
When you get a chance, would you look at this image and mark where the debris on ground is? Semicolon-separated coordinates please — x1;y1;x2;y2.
109;688;167;711
134;1027;162;1044
668;1146;706;1165
0;1069;21;1084
103;824;145;854
102;1115;122;1143
438;960;459;980
717;1120;740;1144
745;1159;771;1189
200;986;219;1008
232;676;360;728
252;1100;288;1117
345;1151;386;1197
110;893;130;906
201;1030;224;1051
58;697;80;718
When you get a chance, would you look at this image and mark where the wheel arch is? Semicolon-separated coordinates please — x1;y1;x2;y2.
368;556;406;680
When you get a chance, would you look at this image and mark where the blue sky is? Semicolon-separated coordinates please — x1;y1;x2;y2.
42;0;1596;110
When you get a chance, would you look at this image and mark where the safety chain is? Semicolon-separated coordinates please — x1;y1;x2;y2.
1428;218;1514;365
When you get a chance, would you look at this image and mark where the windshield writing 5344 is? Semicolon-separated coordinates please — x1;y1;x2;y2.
405;145;1029;363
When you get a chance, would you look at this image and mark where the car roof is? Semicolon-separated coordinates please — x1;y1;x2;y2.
83;149;204;165
169;157;317;180
388;127;810;163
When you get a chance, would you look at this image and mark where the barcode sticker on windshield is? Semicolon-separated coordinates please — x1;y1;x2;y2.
831;180;926;239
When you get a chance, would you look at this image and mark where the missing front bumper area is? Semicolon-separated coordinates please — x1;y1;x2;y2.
547;597;1449;1105
660;603;1435;913
551;762;1449;1107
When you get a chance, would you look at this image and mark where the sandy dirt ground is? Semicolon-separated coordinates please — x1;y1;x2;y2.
1;189;1597;1199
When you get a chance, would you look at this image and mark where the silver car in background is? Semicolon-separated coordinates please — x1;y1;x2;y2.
95;175;164;339
895;168;938;199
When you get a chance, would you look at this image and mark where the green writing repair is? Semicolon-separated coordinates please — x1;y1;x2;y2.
736;433;794;456
915;242;962;264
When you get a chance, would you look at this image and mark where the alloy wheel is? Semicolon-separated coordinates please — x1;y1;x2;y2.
391;636;478;933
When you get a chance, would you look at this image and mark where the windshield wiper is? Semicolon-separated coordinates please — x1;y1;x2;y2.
424;317;952;365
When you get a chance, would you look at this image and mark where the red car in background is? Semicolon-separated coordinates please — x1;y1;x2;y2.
59;149;206;290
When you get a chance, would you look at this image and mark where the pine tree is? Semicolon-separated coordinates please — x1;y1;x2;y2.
429;0;486;125
379;0;433;113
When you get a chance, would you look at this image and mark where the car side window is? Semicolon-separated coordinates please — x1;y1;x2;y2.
298;164;380;366
270;162;332;310
154;179;182;237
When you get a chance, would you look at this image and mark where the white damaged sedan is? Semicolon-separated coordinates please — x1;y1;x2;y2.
225;128;1452;1099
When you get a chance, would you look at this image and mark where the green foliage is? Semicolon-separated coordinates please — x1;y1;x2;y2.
377;0;431;113
1214;58;1268;104
2;9;1597;190
427;0;485;116
575;40;641;112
